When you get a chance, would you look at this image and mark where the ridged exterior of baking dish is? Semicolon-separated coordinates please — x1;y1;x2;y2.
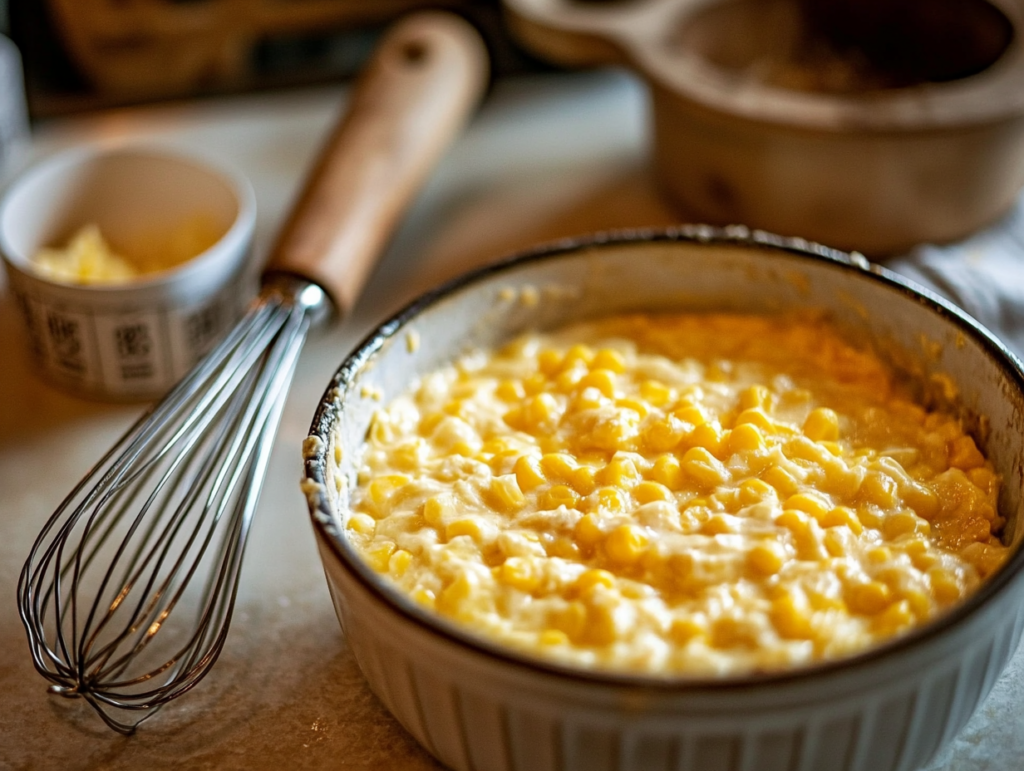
303;228;1024;771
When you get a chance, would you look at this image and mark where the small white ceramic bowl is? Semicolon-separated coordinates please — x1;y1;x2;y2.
302;228;1024;771
0;145;256;400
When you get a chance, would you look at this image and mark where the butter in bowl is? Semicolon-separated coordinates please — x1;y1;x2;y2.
0;145;256;400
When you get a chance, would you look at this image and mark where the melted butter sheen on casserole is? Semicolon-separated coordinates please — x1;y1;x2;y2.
347;313;1009;675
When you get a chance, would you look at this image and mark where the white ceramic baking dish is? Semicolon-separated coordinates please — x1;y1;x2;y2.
301;228;1024;771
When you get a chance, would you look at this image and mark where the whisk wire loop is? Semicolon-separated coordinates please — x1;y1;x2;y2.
18;290;315;733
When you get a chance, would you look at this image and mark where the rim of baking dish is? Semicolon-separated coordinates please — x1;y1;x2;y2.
303;225;1024;691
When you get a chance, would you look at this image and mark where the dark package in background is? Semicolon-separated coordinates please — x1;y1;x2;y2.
9;0;547;118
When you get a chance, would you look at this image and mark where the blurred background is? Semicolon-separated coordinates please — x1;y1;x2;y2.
5;0;550;118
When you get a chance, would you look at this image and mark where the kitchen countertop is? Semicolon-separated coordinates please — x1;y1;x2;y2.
1;69;1022;771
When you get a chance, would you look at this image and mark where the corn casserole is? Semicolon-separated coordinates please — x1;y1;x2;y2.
345;312;1008;675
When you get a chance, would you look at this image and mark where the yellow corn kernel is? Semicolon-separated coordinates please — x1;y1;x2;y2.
803;408;839;442
640;379;673;406
367;474;410;512
705;362;729;382
392;438;427;470
574;512;605;547
495;379;525;402
423;496;450;526
850;581;892;615
539;629;569;646
524;393;560;433
502;406;526;431
823;529;847;557
784;492;831;521
451;441;476;457
549;536;581;560
681;446;729;488
948;435;986;470
617;397;650;419
347;512;376;535
702;514;736;535
593;348;626;373
551;601;587;640
555;367;585;393
537;349;563;376
389;549;413;576
967;466;998;495
585;601;626;645
820;441;842;456
594;486;627;512
540;452;577;481
762;466;799;497
563;344;595;370
669;617;706;644
498;556;541;592
645;415;692;453
365;542;396;573
605;524;648;564
903;588;931;619
417;412;445;437
963;542;1007;579
523;372;547;395
651;455;683;490
539;484;579;511
770;594;813;639
571;392;604;419
687;423;725;457
739;478;777;506
680;503;712;532
569;466;597;496
929;568;962;604
595;457;643;488
867;546;892;564
860;470;899;509
883;510;923;540
411;588;436;608
514;455;546;492
490;474;526;512
578;369;617;398
820;506;863;535
734;408;774;432
776;509;809;532
442;398;466;417
437;572;477;616
729;423;766;453
872;599;914;636
748;541;786;575
485;446;519;469
674;405;707;427
856;506;884;530
740;384;771;411
575;568;616;594
446;518;484;541
634;480;672;504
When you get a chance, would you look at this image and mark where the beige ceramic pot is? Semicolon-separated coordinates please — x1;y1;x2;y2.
505;0;1024;255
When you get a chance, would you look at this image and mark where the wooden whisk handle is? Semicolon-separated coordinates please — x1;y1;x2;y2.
263;12;489;316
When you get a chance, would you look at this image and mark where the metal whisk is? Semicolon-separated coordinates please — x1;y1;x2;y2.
17;12;487;734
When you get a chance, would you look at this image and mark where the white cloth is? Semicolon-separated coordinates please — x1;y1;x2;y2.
889;196;1024;356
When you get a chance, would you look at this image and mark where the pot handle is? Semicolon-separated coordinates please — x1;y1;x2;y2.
504;0;679;67
264;12;489;317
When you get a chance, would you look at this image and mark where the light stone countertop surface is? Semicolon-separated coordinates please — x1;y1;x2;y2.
1;69;1022;771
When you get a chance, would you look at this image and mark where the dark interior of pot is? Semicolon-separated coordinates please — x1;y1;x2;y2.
323;236;1024;553
672;0;1014;92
